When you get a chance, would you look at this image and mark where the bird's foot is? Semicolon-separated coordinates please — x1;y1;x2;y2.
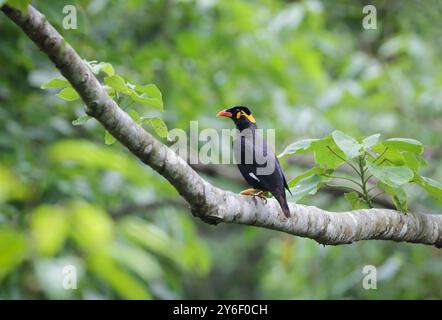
256;191;268;204
240;188;268;204
239;188;259;196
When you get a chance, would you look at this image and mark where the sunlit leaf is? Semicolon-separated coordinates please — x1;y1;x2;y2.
372;144;405;165
41;78;69;89
144;117;168;138
110;242;163;282
88;61;115;76
88;253;151;299
288;167;329;188
47;139;170;187
383;138;424;155
367;163;413;188
5;0;31;12
0;164;29;203
119;217;181;266
377;182;408;212
70;202;114;253
56;87;79;101
332;130;362;159
134;84;162;100
362;133;381;149
127;109;141;124
175;214;211;275
72;114;92;126
402;152;419;173
129;92;163;110
344;191;368;210
104;75;132;95
104;130;117;145
30;205;69;256
414;175;442;204
278;138;318;158
0;227;27;280
311;136;346;169
100;63;115;76
290;174;329;202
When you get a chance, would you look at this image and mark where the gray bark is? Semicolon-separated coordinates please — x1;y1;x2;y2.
3;4;442;248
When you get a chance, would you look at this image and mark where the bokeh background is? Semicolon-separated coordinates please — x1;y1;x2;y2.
1;0;442;299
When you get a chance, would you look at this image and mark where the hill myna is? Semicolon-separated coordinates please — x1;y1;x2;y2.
217;106;292;218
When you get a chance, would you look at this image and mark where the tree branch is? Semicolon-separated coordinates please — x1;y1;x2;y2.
3;4;442;248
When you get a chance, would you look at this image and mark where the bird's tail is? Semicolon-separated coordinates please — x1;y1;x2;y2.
274;191;291;218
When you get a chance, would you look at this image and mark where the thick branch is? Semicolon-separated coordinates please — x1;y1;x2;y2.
3;4;442;247
192;162;396;209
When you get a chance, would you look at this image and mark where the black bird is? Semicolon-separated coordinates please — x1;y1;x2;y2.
217;106;292;217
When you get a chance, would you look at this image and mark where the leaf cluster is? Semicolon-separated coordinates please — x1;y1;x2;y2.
279;131;441;211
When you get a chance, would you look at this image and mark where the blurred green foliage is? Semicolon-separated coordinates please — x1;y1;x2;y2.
1;0;442;299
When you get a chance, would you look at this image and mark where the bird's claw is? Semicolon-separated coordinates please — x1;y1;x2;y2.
256;191;268;204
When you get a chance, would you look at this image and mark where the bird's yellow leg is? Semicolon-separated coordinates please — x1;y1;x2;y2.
257;191;268;200
240;188;259;196
240;189;268;204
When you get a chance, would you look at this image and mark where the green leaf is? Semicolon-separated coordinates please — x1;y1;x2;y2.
344;192;369;210
70;202;114;253
0;164;29;203
145;117;168;138
377;182;408;212
311;136;346;169
127;109;141;124
56;87;79;101
372;144;404;165
119;217;180;265
100;63;115;76
72;114;92;126
288;167;329;188
6;0;31;12
88;252;151;299
175;214;211;275
414;176;442;204
0;227;27;280
383;138;424;155
134;84;162;100
47;139;172;188
402;152;419;173
362;133;381;149
332;130;362;159
278;138;318;157
88;61;115;76
41;78;69;89
129;92;163;110
367;162;413;188
110;243;163;282
290;174;329;202
104;130;117;145
30;205;69;256
104;75;132;95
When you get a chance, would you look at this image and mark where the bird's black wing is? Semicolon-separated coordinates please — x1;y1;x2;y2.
234;130;289;194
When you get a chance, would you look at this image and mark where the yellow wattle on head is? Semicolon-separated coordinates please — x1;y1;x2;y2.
241;110;256;123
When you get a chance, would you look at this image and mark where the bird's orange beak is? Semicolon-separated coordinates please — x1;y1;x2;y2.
217;110;232;118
